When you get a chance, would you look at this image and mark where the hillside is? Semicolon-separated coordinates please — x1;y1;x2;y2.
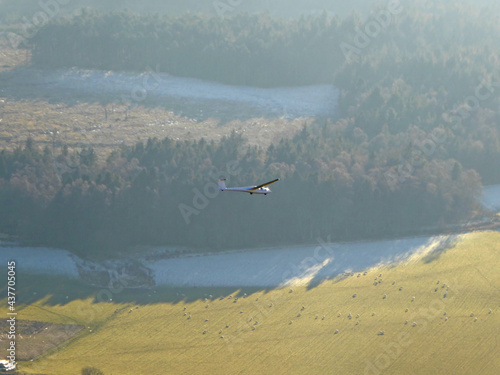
3;231;499;374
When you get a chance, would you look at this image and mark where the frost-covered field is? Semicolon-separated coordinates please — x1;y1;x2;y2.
481;184;500;211
0;245;79;278
0;236;444;287
2;185;500;287
3;68;338;119
150;236;442;287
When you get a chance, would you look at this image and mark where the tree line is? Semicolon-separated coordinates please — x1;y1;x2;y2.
0;125;482;258
27;2;500;185
1;0;499;257
30;8;344;86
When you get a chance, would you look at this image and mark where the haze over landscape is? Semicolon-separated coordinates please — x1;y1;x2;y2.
0;0;499;374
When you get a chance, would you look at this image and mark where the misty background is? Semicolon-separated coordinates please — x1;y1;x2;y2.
0;0;499;259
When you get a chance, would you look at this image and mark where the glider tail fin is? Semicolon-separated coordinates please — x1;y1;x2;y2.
218;179;227;191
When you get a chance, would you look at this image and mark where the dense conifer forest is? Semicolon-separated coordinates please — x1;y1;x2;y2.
0;125;484;257
1;0;500;257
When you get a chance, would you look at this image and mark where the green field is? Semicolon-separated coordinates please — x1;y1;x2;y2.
2;231;499;374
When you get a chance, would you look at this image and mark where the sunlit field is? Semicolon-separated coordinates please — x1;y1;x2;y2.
2;231;498;374
1;2;500;374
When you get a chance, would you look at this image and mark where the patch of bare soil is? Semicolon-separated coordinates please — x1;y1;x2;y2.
0;320;84;361
0;42;326;156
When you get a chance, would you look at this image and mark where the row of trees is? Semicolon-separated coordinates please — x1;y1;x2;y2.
28;2;500;89
28;2;500;184
334;2;500;183
30;8;349;86
0;0;364;23
0;124;482;258
1;1;499;257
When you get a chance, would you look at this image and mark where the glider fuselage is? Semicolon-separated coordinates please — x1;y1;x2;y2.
222;186;272;194
218;178;279;195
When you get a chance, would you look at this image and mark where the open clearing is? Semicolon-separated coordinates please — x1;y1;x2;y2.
0;98;314;156
1;231;499;374
0;320;84;361
0;45;335;155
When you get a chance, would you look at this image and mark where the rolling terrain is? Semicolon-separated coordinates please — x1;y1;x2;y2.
2;231;498;374
0;4;499;373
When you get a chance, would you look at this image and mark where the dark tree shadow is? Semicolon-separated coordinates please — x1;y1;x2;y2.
0;236;452;307
422;235;459;264
0;272;273;307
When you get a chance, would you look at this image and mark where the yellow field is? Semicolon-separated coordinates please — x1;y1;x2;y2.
3;231;500;374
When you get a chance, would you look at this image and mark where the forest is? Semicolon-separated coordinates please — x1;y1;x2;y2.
1;0;500;257
29;9;342;86
0;0;402;23
28;1;500;89
0;125;483;257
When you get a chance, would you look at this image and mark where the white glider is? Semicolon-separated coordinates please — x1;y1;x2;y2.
218;178;279;195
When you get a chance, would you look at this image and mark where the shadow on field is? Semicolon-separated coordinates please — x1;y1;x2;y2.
0;273;273;307
422;236;459;264
0;236;461;307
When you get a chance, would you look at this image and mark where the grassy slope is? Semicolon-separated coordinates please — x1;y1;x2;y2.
1;231;499;374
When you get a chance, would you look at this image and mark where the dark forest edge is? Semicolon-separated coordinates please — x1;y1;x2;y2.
1;0;500;258
23;1;500;183
0;127;484;259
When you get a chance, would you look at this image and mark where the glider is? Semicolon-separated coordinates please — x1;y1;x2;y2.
218;178;279;195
